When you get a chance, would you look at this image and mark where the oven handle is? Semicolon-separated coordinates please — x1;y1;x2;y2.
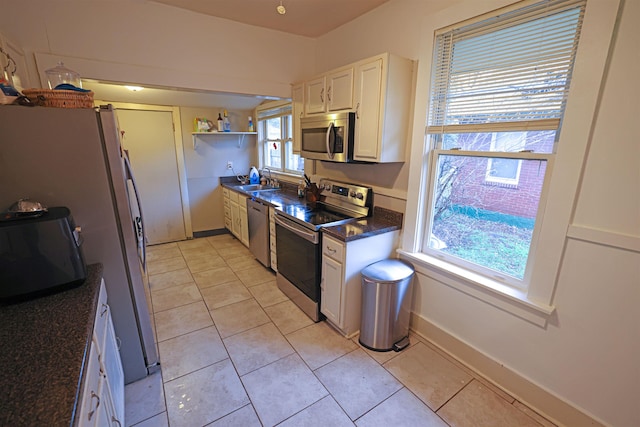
274;214;319;244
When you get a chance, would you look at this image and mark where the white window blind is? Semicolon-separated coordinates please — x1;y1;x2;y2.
428;0;585;135
257;103;291;121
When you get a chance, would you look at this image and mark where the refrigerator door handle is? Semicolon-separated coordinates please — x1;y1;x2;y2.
123;153;147;271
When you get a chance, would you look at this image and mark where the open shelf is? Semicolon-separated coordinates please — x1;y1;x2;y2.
192;132;257;149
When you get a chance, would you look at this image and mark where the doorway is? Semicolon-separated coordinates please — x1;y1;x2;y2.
115;107;190;244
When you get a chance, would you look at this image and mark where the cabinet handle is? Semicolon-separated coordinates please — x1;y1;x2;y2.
326;247;336;254
320;277;324;290
355;102;360;119
88;391;100;420
327;86;332;102
101;303;108;317
112;416;122;426
320;88;324;103
116;336;122;350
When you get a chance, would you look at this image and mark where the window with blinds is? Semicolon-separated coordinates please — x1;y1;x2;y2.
422;0;585;286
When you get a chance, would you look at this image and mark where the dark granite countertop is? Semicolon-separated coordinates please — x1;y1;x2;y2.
0;263;103;427
221;179;403;242
322;206;403;242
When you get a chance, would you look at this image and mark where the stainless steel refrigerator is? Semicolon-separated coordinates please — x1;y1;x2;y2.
0;104;159;384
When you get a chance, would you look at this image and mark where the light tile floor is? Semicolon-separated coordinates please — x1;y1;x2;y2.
125;234;556;427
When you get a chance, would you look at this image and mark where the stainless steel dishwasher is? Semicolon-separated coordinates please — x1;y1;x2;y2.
247;198;270;267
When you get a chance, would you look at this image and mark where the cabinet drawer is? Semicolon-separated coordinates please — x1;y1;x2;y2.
229;190;239;203
270;237;277;252
77;338;102;426
224;205;231;219
323;236;344;260
269;221;276;235
223;197;230;209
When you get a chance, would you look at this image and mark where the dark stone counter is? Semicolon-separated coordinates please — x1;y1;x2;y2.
221;180;403;242
322;206;403;242
0;263;103;426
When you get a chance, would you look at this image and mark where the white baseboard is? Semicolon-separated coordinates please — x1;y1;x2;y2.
410;313;607;427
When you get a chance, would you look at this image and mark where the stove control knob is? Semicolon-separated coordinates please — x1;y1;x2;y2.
355;192;364;200
349;191;356;198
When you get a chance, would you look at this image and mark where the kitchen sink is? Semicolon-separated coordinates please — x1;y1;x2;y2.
236;184;279;192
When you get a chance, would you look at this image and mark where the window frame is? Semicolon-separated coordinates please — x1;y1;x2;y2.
484;133;527;186
256;100;303;176
398;0;621;323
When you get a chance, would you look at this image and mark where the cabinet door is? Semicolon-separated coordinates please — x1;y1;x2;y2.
321;255;343;327
354;58;383;161
103;312;125;424
305;76;326;114
327;68;354;112
292;83;304;153
239;197;249;247
230;200;240;238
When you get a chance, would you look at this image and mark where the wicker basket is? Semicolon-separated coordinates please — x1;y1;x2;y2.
22;88;94;109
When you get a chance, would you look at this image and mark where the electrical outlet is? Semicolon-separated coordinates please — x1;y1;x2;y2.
226;161;233;170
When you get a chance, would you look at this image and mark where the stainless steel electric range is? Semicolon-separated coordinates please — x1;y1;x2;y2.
274;179;372;321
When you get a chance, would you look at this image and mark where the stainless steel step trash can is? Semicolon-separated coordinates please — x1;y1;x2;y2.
359;259;415;352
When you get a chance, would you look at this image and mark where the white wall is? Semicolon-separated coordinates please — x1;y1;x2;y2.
180;106;257;232
317;0;638;426
0;0;316;99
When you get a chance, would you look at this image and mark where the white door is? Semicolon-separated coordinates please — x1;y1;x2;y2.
116;109;187;244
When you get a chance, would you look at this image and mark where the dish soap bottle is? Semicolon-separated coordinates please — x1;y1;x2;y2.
223;110;231;132
249;166;260;184
248;116;254;132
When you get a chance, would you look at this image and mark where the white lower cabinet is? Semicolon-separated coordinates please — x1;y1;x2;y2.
222;187;232;230
77;279;124;426
238;195;249;247
226;188;249;247
320;231;399;337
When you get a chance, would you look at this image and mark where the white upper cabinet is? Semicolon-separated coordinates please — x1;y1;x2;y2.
305;76;326;114
326;67;353;112
304;67;354;115
294;52;413;163
353;53;413;163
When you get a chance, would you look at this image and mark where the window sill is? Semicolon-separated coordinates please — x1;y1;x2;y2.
397;250;555;327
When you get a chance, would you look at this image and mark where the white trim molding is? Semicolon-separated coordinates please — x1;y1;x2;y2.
410;313;608;427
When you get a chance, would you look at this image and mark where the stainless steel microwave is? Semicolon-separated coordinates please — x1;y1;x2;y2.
300;112;356;162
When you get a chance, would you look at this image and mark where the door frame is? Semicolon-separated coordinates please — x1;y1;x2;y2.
95;100;193;239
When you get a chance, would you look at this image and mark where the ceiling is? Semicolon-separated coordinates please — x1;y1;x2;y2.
82;79;277;110
150;0;390;38
83;0;390;109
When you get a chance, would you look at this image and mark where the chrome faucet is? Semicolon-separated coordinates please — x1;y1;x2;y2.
262;167;273;186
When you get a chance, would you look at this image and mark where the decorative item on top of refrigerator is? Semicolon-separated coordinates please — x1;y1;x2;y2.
44;61;82;89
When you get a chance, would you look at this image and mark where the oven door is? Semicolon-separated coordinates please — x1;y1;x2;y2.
274;214;321;302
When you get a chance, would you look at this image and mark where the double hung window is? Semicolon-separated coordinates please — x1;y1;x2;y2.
257;101;304;174
422;0;585;287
